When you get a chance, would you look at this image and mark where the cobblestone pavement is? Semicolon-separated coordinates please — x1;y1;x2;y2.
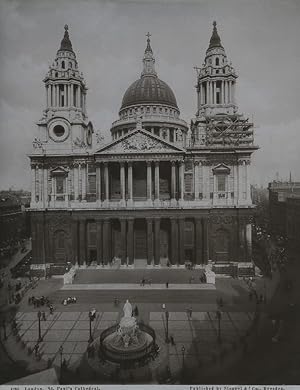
10;308;254;376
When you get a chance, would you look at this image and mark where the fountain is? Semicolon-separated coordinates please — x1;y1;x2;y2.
99;299;157;365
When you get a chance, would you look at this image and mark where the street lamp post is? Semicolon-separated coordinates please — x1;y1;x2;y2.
165;310;169;343
37;310;43;342
88;311;94;343
181;345;185;378
216;310;222;344
59;345;63;381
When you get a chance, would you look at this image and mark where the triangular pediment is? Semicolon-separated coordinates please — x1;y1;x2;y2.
95;129;185;155
212;163;231;174
50;166;68;176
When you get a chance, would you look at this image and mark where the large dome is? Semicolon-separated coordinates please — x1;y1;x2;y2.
121;75;178;110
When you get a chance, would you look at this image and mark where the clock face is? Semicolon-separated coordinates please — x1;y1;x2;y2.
48;120;70;142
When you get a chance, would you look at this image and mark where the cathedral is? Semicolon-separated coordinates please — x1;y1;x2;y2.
29;22;258;277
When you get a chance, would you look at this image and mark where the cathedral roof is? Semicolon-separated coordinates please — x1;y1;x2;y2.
120;34;178;110
121;76;178;109
59;25;73;52
208;21;223;50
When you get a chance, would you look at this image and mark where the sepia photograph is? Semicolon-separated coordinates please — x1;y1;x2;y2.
0;0;300;388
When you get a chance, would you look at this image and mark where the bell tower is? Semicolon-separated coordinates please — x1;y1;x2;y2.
35;25;93;155
195;21;238;118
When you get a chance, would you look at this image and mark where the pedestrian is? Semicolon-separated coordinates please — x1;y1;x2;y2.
34;344;39;356
42;311;46;321
166;281;169;288
49;304;54;314
170;335;175;345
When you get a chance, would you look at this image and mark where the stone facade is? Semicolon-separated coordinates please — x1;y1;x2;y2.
29;23;258;276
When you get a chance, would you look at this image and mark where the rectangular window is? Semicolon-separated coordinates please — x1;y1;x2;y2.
56;177;65;194
88;175;96;194
217;174;226;192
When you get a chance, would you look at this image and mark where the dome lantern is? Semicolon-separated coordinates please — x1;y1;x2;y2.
141;32;157;78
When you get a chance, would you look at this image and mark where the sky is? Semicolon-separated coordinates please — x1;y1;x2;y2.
0;0;300;190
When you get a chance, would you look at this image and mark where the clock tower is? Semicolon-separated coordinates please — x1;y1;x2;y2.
35;25;93;155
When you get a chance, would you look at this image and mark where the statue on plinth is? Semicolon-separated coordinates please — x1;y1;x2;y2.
123;299;133;317
116;299;138;348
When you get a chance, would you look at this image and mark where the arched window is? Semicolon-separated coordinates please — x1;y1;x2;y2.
62;61;65;69
69;61;72;69
216;57;219;66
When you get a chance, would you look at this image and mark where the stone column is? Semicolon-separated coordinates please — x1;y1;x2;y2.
31;165;36;204
77;86;80;108
246;161;251;202
104;163;109;204
146;218;153;265
81;163;87;201
213;81;217;105
103;219;111;264
154;161;160;202
233;164;238;204
65;173;69;203
229;80;232;103
170;218;178;265
74;164;79;201
39;166;43;203
202;218;209;264
63;84;67;106
195;218;202;265
196;86;200;110
96;164;101;203
79;220;86;265
72;220;79;266
43;166;48;206
96;219;102;265
179;161;185;201
154;218;160;265
171;161;176;204
246;222;252;260
120;219;127;265
146;161;152;203
238;161;244;203
120;162;126;205
51;176;55;201
178;217;185;265
70;84;74;107
128;162;133;205
127;218;134;265
194;161;200;200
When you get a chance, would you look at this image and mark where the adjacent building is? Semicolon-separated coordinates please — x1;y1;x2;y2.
268;180;300;237
29;23;258;276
